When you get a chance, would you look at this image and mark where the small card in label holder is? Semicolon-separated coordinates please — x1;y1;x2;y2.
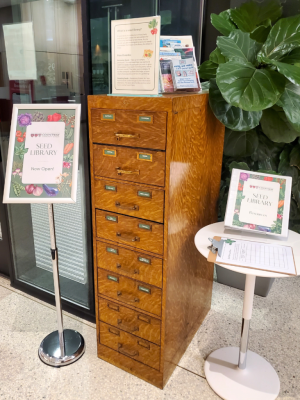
207;236;297;276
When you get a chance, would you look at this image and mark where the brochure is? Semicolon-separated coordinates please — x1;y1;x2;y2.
224;169;292;238
171;58;199;90
160;35;193;48
159;60;174;92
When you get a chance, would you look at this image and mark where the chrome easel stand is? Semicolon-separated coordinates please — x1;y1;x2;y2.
38;204;85;367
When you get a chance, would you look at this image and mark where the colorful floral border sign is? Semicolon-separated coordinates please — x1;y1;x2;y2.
232;172;288;235
3;104;80;204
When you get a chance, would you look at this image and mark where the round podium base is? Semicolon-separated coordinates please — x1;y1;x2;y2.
38;329;85;367
204;347;280;400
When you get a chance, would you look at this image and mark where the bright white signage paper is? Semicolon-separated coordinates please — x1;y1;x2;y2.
111;16;161;95
216;238;296;275
3;22;37;80
22;122;65;184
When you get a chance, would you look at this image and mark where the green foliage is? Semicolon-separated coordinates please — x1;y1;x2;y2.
14;142;28;160
12;181;25;197
200;0;300;233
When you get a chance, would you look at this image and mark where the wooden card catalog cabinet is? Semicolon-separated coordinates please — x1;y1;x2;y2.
88;94;224;388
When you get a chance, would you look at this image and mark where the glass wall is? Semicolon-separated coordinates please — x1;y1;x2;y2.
89;0;204;94
0;0;93;312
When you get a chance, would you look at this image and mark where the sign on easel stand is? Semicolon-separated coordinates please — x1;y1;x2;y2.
3;104;85;367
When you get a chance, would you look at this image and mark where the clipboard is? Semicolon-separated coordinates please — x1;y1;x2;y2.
207;236;297;276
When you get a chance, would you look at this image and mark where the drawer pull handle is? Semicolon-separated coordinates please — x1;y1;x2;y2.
115;201;139;211
137;315;151;324
107;303;119;312
115;132;139;140
117;291;139;303
109;327;120;336
116;263;139;275
117;319;139;332
118;343;139;357
116;168;140;176
138;340;150;350
116;232;140;243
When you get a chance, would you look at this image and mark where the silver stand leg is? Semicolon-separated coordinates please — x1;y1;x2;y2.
238;274;256;370
38;204;85;367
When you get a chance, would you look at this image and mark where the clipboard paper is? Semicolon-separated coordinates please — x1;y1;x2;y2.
207;236;297;276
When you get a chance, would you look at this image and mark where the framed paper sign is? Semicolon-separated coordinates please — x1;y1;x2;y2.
3;104;81;204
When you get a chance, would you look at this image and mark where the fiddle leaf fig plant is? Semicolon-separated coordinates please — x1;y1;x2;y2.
199;0;300;233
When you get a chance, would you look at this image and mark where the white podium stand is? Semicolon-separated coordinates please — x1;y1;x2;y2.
195;222;300;400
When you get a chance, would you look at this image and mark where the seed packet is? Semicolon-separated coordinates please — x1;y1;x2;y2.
159;60;174;92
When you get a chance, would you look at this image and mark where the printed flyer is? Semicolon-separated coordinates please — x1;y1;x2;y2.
3;105;80;203
224;169;292;237
111;16;161;95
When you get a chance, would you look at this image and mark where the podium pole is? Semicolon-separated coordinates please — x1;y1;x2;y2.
38;204;85;367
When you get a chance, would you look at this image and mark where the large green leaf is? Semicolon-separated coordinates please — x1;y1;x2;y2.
290;145;300;170
209;48;227;64
198;60;218;80
209;79;262;131
259;14;300;60
216;61;286;111
230;0;282;33
280;48;300;64
229;161;250;172
252;131;284;170
277;83;300;132
267;60;300;85
260;107;300;143
211;10;237;36
250;22;271;44
201;81;210;91
224;128;259;157
217;30;262;65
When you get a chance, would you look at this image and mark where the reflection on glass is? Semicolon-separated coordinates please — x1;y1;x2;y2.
0;0;91;310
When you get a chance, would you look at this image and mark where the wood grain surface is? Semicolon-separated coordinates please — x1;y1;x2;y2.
94;178;164;223
91;109;167;150
96;240;163;287
96;210;164;255
99;297;161;345
98;268;162;317
93;144;166;187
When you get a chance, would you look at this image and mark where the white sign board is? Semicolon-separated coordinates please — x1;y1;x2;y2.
3;22;37;81
111;16;161;95
3;104;81;204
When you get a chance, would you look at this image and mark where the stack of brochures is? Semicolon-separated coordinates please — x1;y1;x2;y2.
159;36;201;93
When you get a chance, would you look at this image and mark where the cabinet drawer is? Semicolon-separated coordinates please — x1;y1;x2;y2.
99;297;161;345
100;321;160;370
96;210;163;255
94;179;164;223
91;109;167;150
93;144;165;187
98;268;162;317
97;241;162;288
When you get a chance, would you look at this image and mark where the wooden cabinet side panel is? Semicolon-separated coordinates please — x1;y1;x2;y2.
162;94;225;384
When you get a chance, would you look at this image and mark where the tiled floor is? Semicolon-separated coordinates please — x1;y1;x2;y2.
0;274;299;400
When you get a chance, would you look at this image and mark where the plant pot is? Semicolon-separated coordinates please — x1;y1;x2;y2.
215;264;275;297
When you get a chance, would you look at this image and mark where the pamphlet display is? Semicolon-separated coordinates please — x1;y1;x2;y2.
111;16;161;95
225;169;292;238
3;104;85;367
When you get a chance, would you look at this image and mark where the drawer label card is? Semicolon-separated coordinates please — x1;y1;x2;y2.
138;256;151;264
106;247;118;254
101;113;115;121
106;215;118;222
107;275;119;282
137;153;152;162
138;223;151;230
138;115;153;123
105;184;116;191
137;190;151;198
138;285;151;294
103;149;116;157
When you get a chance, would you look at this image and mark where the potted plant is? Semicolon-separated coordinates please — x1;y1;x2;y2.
199;0;300;296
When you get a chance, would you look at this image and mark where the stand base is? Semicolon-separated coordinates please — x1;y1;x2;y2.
204;347;280;400
38;329;85;367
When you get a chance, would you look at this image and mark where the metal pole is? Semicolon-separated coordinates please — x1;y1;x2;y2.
238;274;256;369
48;203;65;358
